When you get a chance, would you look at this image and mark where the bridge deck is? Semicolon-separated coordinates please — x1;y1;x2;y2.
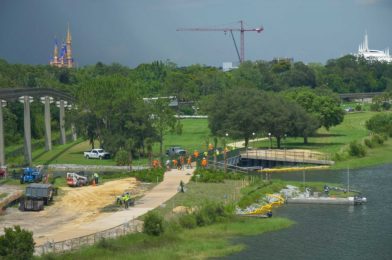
241;149;334;165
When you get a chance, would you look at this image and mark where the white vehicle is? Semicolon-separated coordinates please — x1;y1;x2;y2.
66;172;89;187
83;149;110;159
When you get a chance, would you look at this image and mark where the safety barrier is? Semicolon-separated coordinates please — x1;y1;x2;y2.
34;218;143;256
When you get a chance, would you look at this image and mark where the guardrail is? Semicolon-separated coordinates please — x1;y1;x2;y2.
35;218;143;256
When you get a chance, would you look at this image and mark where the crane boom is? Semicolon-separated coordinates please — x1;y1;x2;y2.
177;20;263;63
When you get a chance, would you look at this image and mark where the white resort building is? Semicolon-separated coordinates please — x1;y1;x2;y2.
357;32;392;63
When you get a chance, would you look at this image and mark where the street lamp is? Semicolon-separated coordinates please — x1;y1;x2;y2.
268;133;272;149
224;133;228;173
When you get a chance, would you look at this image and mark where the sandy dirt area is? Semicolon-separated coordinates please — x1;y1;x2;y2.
0;177;142;239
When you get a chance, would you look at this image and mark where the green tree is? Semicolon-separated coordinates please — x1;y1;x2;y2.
366;113;392;137
149;98;180;159
206;87;265;148
0;225;35;260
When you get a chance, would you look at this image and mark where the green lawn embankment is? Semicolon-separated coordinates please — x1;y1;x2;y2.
40;217;292;260
251;111;392;169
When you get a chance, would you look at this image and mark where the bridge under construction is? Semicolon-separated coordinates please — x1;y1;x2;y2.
238;149;334;169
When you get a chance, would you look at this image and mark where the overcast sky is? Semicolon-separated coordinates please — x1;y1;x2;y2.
0;0;391;68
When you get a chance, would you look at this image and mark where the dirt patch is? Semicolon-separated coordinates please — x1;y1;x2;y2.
0;178;142;237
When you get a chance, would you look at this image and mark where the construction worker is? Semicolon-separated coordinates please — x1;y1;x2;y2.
187;156;192;169
172;159;178;169
193;150;199;159
165;159;171;171
153;159;159;169
201;157;208;168
93;172;99;185
179;156;185;170
123;193;130;209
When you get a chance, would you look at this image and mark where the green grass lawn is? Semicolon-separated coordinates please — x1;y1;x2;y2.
251;112;375;154
29;119;211;166
156;118;211;153
7;112;392;169
153;180;245;219
250;111;392;169
40;217;293;260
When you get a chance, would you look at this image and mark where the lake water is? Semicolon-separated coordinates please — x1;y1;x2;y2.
225;164;392;260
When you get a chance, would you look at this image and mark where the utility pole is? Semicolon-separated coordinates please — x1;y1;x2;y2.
177;20;263;63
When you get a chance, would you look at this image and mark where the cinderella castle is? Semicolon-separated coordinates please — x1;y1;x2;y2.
49;25;74;68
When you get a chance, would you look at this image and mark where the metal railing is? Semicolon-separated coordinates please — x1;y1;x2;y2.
35;218;143;256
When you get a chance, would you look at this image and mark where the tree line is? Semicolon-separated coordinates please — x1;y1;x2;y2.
0;55;390;161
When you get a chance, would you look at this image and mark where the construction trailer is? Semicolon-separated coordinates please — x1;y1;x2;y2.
19;183;56;211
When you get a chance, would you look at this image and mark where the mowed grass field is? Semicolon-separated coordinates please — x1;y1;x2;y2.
30;119;211;166
10;112;392;169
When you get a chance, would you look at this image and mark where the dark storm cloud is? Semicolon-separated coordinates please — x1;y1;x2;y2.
0;0;391;67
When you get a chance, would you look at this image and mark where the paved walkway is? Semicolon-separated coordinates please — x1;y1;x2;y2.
227;137;268;149
34;167;194;245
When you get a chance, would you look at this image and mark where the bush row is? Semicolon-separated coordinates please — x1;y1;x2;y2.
143;202;234;236
334;134;388;161
129;168;165;183
191;169;244;183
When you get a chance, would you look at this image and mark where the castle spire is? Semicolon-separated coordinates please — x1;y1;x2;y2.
50;37;59;67
66;23;73;68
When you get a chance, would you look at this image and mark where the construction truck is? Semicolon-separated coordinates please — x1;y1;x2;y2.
19;183;56;211
20;167;43;184
66;172;91;187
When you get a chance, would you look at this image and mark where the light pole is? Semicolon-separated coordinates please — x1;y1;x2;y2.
268;133;272;149
224;133;228;173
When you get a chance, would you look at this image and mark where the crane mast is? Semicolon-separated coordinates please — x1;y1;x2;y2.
177;20;263;63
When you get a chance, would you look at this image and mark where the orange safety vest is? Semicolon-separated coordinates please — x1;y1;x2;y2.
201;159;207;167
194;151;199;158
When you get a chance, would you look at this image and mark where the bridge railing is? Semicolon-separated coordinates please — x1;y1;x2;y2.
241;149;333;165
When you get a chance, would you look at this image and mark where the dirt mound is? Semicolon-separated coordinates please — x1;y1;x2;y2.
0;178;140;238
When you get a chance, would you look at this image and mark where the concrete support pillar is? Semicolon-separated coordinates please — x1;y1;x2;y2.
19;96;33;166
56;100;67;145
71;123;77;141
0;100;6;166
41;96;54;151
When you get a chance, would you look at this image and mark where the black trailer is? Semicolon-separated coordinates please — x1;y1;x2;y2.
19;183;56;211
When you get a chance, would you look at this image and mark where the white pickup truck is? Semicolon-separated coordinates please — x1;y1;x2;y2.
84;149;110;159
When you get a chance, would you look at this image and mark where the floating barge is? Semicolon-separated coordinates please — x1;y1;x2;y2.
287;196;367;205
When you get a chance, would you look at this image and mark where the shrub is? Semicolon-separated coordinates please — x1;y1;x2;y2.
366;113;392;137
178;214;197;229
0;225;35;260
371;134;385;145
355;104;362;111
129;168;165;183
348;141;366;157
382;102;391;111
191;169;244;183
370;103;381;112
364;138;374;148
115;149;129;166
143;211;164;236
